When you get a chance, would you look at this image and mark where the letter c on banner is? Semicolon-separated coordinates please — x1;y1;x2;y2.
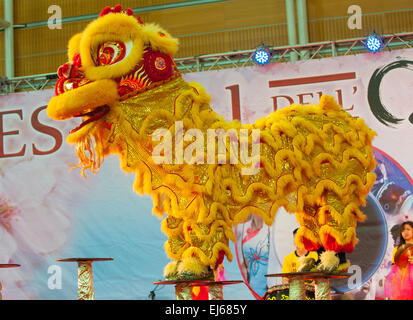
367;60;413;127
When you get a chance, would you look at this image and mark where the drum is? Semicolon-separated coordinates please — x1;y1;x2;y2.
264;284;315;300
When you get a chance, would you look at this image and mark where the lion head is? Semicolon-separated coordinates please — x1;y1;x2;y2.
47;5;180;174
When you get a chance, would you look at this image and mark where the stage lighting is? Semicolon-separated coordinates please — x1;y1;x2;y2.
366;32;383;53
253;46;271;65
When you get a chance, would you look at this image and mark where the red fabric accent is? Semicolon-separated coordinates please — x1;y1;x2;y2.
55;58;88;96
216;250;225;266
118;85;134;97
55;78;63;96
115;58;154;96
143;50;173;82
302;237;321;251
324;234;354;253
341;241;355;253
103;122;112;130
242;227;260;245
97;41;126;66
69;65;81;78
192;286;209;300
72;53;82;67
57;63;70;78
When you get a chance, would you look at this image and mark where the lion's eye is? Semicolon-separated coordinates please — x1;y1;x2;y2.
95;41;127;66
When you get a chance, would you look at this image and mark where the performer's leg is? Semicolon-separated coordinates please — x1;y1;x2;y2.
177;222;230;280
163;217;230;280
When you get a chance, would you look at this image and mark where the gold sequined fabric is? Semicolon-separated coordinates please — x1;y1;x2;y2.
314;278;331;300
208;284;223;300
289;277;306;300
175;283;193;300
48;12;377;280
77;261;95;300
66;75;376;277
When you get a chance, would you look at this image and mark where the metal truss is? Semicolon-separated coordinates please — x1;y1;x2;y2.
176;32;413;72
0;73;58;94
2;32;413;95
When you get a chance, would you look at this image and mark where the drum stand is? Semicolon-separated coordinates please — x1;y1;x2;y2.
0;264;20;300
57;258;113;300
154;280;243;300
265;272;350;300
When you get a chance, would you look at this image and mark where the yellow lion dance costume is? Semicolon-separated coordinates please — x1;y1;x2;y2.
47;5;376;280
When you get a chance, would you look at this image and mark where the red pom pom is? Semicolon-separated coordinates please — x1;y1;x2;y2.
99;5;126;16
99;6;112;17
103;122;112;130
113;4;122;13
126;8;134;16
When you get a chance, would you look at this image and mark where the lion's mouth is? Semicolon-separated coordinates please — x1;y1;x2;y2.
70;105;110;133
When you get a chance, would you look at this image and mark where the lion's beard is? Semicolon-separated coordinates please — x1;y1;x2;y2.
69;125;107;178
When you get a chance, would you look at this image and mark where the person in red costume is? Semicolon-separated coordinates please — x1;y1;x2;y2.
385;221;413;299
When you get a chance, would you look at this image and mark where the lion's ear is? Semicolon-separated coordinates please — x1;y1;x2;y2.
140;23;179;56
67;33;83;62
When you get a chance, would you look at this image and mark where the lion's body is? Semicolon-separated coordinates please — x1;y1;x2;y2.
47;7;376;279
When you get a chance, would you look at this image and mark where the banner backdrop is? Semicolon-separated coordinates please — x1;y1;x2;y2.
1;48;413;300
